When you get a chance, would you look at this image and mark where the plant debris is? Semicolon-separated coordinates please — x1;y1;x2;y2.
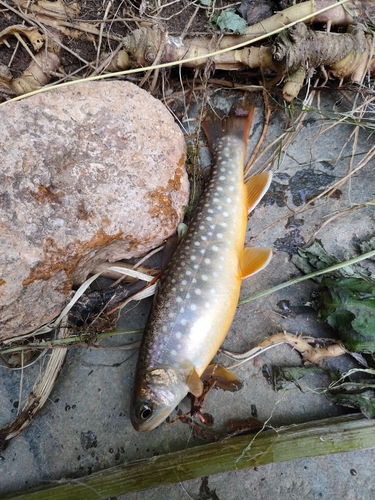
293;239;375;353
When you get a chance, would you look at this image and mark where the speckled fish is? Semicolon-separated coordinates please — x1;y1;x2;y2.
131;102;272;431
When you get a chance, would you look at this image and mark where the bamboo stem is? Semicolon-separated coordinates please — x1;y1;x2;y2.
5;414;375;499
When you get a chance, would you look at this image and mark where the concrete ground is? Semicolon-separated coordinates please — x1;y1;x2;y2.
1;88;375;499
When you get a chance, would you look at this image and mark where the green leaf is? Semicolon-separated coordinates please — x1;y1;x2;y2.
214;10;247;34
292;240;375;353
273;365;334;391
318;277;375;353
328;382;375;419
291;239;372;282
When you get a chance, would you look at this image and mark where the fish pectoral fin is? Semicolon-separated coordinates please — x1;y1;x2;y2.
245;172;272;213
186;367;204;397
202;364;243;392
239;247;272;279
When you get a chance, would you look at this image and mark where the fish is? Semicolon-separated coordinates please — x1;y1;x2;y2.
130;101;272;431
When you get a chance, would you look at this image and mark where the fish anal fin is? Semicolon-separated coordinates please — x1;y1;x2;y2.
187;367;204;397
239;247;272;279
245;172;272;213
202;364;243;392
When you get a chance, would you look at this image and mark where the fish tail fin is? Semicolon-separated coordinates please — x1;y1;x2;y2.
202;101;254;153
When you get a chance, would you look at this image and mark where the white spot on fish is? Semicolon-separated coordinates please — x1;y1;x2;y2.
200;249;205;254
162;326;167;333
176;297;182;303
207;209;214;214
220;222;227;227
204;258;211;264
212;271;218;277
186;270;191;275
206;216;213;221
201;235;207;241
210;289;216;295
199;225;205;230
202;274;208;281
219;176;226;180
171;349;177;356
223;211;229;217
175;331;182;339
226;197;231;203
191;255;196;261
186;293;191;299
205;302;210;308
194;241;200;246
213;198;219;203
182;279;187;286
217;233;223;239
229;186;235;191
194;264;199;269
181;318;188;326
190;304;197;311
168;312;175;318
212;245;219;252
192;278;197;284
195;289;201;295
217;187;223;192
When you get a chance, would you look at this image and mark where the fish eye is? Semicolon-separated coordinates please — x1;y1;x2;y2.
139;404;153;420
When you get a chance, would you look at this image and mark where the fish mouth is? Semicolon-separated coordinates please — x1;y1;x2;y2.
131;405;174;432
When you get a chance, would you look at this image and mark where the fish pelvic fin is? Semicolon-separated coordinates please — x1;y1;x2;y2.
202;101;255;153
239;247;272;279
245;171;273;213
187;367;204;397
201;364;243;392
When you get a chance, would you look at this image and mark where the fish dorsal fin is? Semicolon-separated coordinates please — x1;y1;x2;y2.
161;233;178;274
201;364;243;392
239;247;272;279
202;102;255;153
186;367;204;397
245;172;272;213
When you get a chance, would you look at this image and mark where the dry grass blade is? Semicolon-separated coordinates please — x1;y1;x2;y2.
0;318;70;449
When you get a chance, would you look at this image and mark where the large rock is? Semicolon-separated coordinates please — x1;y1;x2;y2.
0;81;188;340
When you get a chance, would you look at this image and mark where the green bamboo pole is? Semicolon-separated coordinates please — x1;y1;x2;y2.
4;414;375;499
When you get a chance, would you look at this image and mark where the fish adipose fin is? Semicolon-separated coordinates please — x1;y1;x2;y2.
187;367;204;397
202;101;255;153
245;172;273;213
201;364;243;392
239;247;273;279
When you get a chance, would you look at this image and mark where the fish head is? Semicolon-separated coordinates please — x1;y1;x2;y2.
130;365;188;431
